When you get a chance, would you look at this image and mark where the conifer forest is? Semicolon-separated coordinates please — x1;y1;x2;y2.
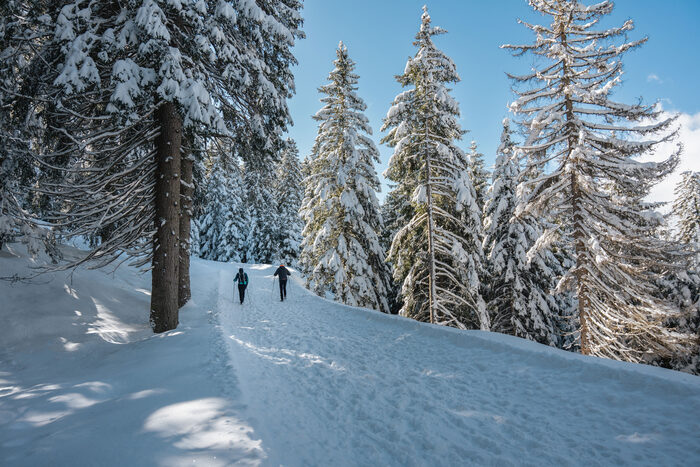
2;0;698;373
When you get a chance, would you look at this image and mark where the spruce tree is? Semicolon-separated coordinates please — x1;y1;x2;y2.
654;268;700;374
197;149;247;263
1;0;302;331
467;139;489;310
379;190;406;315
658;171;700;374
241;131;280;265
0;0;60;259
300;42;390;313
467;140;490;215
672;171;700;265
504;0;690;361
382;7;488;330
274;138;304;266
483;119;567;346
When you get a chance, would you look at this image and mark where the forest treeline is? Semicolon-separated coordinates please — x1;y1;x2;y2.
1;1;697;374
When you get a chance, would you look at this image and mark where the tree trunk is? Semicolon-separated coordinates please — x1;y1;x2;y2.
178;142;194;308
572;174;590;355
561;22;590;354
151;102;181;333
425;122;437;325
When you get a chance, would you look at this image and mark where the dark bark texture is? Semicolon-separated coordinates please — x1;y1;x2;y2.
151;102;182;333
178;149;193;308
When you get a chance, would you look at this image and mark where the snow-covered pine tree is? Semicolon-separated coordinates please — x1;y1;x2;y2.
467;140;490;215
382;7;488;330
197;148;247;263
483;119;567;346
672;171;700;265
466;139;489;310
300;42;390;313
503;0;691;362
1;0;302;331
655;171;700;374
0;1;22;250
0;1;61;260
189;219;201;258
379;189;406;315
653;267;700;374
274;138;304;266
241;129;280;265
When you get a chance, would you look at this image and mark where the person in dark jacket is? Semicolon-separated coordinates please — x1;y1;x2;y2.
273;264;291;301
234;267;248;304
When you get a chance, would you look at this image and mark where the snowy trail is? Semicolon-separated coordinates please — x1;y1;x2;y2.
216;264;700;466
2;249;699;466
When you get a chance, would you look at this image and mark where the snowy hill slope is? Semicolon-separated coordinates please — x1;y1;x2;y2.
1;243;699;466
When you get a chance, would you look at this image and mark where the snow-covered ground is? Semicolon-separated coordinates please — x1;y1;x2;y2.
1;243;699;466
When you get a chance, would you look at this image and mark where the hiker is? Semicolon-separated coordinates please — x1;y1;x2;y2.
273;264;291;301
234;267;248;304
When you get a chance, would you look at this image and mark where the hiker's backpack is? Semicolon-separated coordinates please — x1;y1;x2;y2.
238;273;248;286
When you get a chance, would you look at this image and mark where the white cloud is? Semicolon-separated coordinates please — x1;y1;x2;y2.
639;111;700;208
647;73;663;84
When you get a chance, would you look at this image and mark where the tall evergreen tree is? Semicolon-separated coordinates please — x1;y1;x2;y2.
382;7;488;330
504;0;690;361
657;171;700;374
379;190;406;315
672;171;700;265
197;149;247;262
300;42;390;313
241;129;280;265
1;0;302;331
467;140;490;215
483;119;567;346
0;0;61;259
654;268;700;374
467;139;489;310
274;138;304;266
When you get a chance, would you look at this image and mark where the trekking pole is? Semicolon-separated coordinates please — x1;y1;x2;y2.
271;277;276;299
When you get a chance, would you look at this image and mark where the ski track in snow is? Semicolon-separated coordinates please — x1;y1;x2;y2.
215;263;700;467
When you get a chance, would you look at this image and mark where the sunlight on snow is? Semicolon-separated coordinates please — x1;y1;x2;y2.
14;383;63;398
59;337;81;352
0;385;21;398
227;335;347;371
421;369;457;379
615;433;660;444
74;381;112;393
143;398;263;453
62;283;79;299
156;331;184;338
18;410;71;427
451;409;507;425
13;381;112;426
127;389;166;400
87;297;144;344
48;392;103;410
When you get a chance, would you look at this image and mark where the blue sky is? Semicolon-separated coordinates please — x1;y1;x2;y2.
287;0;700;201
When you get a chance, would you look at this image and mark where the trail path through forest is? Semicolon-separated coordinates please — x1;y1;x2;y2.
214;263;700;466
2;248;699;466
